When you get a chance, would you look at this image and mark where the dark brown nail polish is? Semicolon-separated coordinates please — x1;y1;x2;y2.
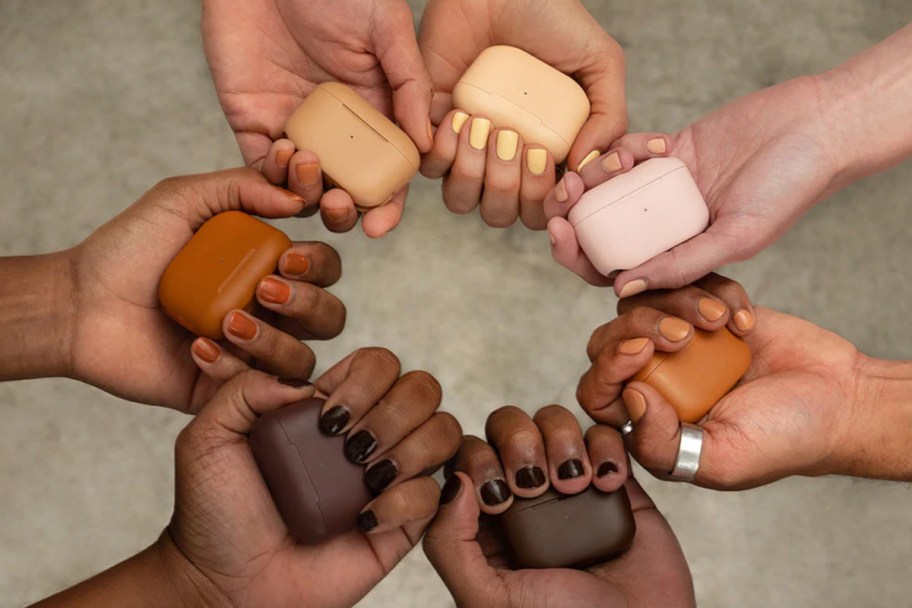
357;509;378;532
365;459;398;493
558;459;584;480
319;405;350;435
515;465;546;489
597;461;619;477
344;430;378;463
480;479;511;506
277;378;312;388
440;475;463;505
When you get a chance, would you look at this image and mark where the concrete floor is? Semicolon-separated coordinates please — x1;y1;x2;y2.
2;0;911;606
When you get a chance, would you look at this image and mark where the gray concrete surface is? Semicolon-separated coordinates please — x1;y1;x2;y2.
2;1;911;606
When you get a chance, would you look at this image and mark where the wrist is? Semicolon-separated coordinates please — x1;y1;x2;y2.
153;529;230;608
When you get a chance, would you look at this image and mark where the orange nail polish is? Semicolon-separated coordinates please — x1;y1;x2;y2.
555;179;569;202
273;186;304;202
192;338;220;363
623;388;647;422
283;252;310;276
258;276;291;304
296;162;321;186
617;279;647;299
698;298;727;322
659;317;692;342
646;138;667;154
323;206;350;222
601;151;622;172
227;311;258;340
618;337;650;355
733;309;755;332
275;147;293;168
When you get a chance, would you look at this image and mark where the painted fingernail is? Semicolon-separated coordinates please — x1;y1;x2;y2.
192;338;220;363
258;276;291;305
698;298;727;322
277;378;312;387
440;475;463;505
426;117;434;143
734;309;756;332
469;118;491;150
555;178;569;202
557;459;585;480
227;312;257;341
496;130;519;161
601;151;622;172
597;461;620;477
515;465;547;489
480;479;511;506
523;149;547;177
296;162;321;186
646;138;667;154
273;186;305;202
548;229;557;246
617;279;647;298
344;430;378;463
618;337;650;355
323;206;351;222
275;147;293;169
320;405;351;435
623;388;647;422
365;459;399;493
659;316;692;342
577;149;600;171
451;111;469;135
283;252;310;276
357;509;378;532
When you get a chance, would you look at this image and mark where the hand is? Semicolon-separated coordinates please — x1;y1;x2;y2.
418;0;626;229
202;0;434;237
168;350;461;607
424;404;694;607
69;168;346;412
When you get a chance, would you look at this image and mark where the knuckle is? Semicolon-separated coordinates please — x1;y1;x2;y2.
534;403;571;423
434;412;464;447
295;283;322;318
402;370;442;402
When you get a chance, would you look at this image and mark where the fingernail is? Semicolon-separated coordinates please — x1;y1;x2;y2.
647;138;667;154
597;461;620;477
698;298;727;322
451;111;469;135
258;276;291;305
601;151;622;172
277;378;312;387
440;475;463;505
365;459;399;493
555;178;569;202
469;118;491;150
617;279;647;298
295;162;321;186
548;229;556;246
480;479;511;506
623;388;647;422
515;465;547;489
227;311;257;341
618;337;650;355
496;130;518;161
344;430;378;463
192;338;220;363
320;405;351;435
557;459;585;480
273;186;305;202
734;309;756;332
357;509;378;533
275;147;293;169
283;252;310;276
426;117;434;143
577;149;600;171
659;316;692;342
526;148;547;175
323;206;351;222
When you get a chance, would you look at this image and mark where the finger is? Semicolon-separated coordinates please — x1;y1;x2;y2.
278;242;342;288
190;337;250;381
609;133;673;161
577;148;637;190
442;116;490;215
313;347;402;436
255;277;346;340
259;139;295;185
577;336;657;428
542;172;585;221
547;217;612;286
585;425;628;493
361;185;407;238
452;435;512;514
533;405;591;495
694;273;756;336
586;308;694;361
484;406;549;498
221;310;316;379
344;370;442;464
519;146;556;230
479;128;522;228
286;149;324;214
358;476;440;535
320;188;360;233
365;412;462;493
617;284;732;332
420;109;466;179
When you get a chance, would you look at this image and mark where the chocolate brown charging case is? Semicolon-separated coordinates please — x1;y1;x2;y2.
250;398;372;545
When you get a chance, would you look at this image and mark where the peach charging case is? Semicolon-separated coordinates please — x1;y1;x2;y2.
284;82;420;210
453;45;591;164
568;157;709;275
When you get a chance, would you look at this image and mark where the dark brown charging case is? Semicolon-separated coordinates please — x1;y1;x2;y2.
249;398;372;545
498;485;636;569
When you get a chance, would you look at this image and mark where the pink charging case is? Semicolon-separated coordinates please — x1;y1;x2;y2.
568;157;709;275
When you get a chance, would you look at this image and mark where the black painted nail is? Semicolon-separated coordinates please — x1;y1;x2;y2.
277;378;312;387
319;405;351;435
344;430;378;463
558;459;584;480
515;465;546;489
365;459;398;493
357;510;378;533
440;475;463;505
597;461;620;477
480;479;511;506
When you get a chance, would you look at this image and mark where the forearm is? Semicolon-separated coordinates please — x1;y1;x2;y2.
0;252;76;381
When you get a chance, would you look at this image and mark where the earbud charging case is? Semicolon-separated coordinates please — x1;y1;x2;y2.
453;46;591;164
284;82;420;210
569;157;709;275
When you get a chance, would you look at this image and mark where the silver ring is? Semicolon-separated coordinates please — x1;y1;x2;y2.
669;423;703;482
620;420;634;436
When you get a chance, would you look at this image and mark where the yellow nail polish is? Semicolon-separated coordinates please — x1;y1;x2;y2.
646;138;667;154
469;118;491;150
527;149;547;175
496;130;519;161
601;151;622;172
577;149;600;171
451;111;469;135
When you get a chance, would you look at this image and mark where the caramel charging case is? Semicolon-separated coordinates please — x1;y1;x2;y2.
499;486;636;570
633;327;751;423
284;82;420;210
568;157;710;275
158;211;291;340
250;398;373;545
452;46;591;164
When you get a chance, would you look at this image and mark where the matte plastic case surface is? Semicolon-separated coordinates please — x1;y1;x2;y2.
284;82;420;209
453;46;591;164
633;328;751;423
249;398;372;545
499;486;636;570
569;157;709;274
158;211;291;340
